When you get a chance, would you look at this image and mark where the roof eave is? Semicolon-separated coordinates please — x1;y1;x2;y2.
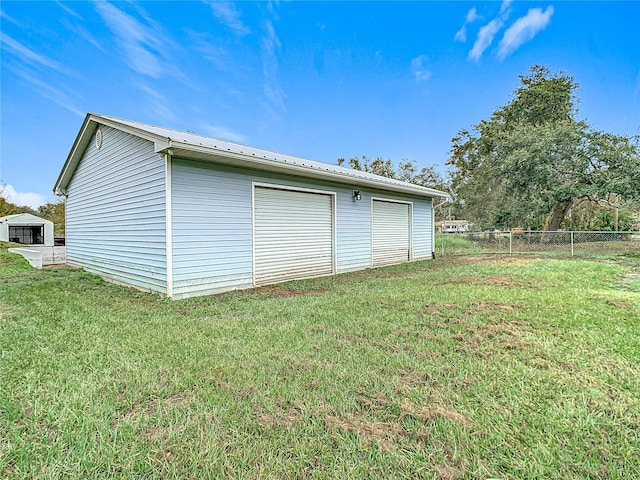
159;141;449;199
53;113;94;195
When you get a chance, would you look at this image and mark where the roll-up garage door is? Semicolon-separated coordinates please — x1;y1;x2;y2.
372;200;410;266
254;186;334;285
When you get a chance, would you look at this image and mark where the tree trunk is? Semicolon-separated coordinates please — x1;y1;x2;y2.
542;200;572;243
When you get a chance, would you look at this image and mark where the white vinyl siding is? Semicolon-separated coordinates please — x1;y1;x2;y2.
171;161;253;298
253;186;334;285
65;126;167;293
169;160;435;298
372;199;411;266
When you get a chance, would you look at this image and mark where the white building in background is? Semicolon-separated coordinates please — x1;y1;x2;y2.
0;213;54;246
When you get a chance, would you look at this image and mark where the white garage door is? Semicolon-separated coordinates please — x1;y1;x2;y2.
372;199;410;266
254;186;334;285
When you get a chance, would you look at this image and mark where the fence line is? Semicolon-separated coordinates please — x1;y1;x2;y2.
436;230;640;257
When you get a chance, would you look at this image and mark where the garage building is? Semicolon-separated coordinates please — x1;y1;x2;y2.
54;114;447;299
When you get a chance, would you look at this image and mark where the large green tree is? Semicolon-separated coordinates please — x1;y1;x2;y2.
448;65;640;230
37;200;66;236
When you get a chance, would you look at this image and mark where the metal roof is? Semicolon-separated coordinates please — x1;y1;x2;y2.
0;213;52;224
54;113;449;198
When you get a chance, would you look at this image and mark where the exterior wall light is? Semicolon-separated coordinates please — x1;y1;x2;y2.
353;190;362;201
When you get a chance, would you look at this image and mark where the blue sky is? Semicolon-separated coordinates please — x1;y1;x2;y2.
1;1;639;207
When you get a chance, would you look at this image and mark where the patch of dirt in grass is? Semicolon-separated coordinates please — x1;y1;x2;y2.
235;386;259;398
464;300;522;315
313;325;338;335
452;376;478;388
606;299;631;308
344;332;369;341
397;368;438;390
249;285;328;297
391;327;412;336
383;343;414;353
417;348;443;360
115;400;156;424
485;275;521;286
434;464;464;480
325;394;474;456
357;392;391;412
162;389;194;408
399;399;473;426
614;272;640;293
255;409;303;428
378;298;413;307
254;400;304;428
324;413;404;453
455;323;532;356
418;303;454;316
141;425;172;442
115;386;197;425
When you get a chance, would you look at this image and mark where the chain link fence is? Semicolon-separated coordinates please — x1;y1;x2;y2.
436;231;640;257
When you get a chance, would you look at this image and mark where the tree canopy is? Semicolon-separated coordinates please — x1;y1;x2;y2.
447;65;640;231
337;156;449;192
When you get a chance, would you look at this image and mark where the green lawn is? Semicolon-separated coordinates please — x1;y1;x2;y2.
1;248;639;479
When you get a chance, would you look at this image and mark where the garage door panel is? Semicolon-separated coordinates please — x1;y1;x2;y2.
372;200;410;266
254;187;334;285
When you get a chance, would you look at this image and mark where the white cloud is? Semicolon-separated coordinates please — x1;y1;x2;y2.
454;26;467;43
207;1;250;35
1;184;48;209
7;64;84;117
0;9;21;26
56;1;82;19
500;0;513;15
261;18;286;113
199;124;248;143
469;18;504;61
0;33;69;73
454;7;481;42
466;7;481;23
95;2;168;78
132;83;178;123
188;30;237;73
498;6;554;59
64;20;106;52
411;55;431;83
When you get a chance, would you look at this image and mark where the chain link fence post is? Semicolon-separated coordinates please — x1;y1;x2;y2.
570;231;574;257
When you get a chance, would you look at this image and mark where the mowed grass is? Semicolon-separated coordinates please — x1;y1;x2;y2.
1;248;639;479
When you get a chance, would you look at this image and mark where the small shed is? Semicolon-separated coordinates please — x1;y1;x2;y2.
54;113;448;299
0;213;54;246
